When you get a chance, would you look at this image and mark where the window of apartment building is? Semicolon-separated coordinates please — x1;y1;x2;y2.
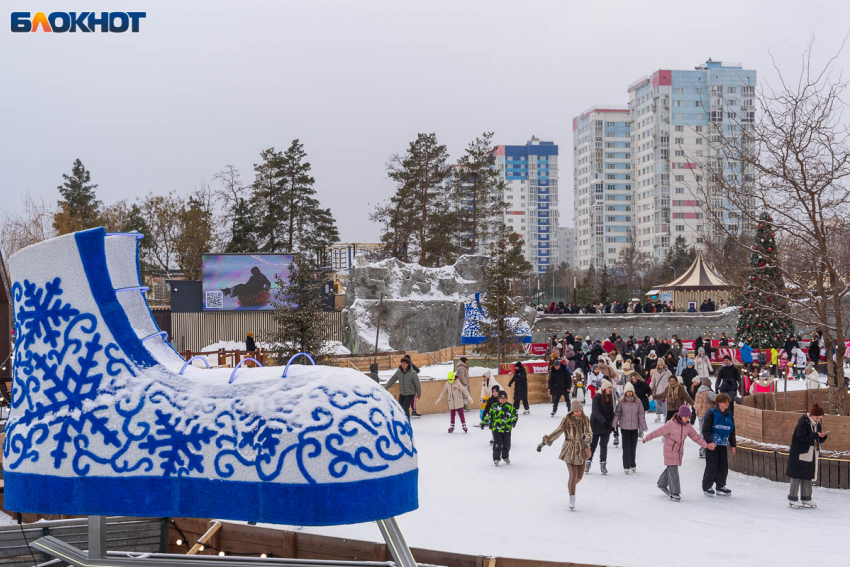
695;125;703;132
675;187;684;194
711;85;723;95
695;175;703;182
674;150;685;157
727;86;737;93
675;125;684;132
674;137;684;144
695;138;703;144
674;87;684;94
696;87;703;94
675;175;684;182
695;100;703;107
674;100;684;107
675;225;685;232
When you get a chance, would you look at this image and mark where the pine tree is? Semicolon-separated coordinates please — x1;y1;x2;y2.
226;198;259;253
270;256;327;364
661;235;696;281
383;133;456;266
54;159;101;234
477;225;533;364
735;212;795;348
453;132;507;254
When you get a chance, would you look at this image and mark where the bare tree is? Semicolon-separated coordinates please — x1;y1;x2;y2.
139;192;182;278
693;39;850;414
1;193;56;265
213;165;247;210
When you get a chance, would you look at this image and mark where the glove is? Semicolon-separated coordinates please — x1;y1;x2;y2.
536;443;544;452
479;423;485;430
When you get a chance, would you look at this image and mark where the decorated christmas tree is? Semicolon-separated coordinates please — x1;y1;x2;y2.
734;212;795;348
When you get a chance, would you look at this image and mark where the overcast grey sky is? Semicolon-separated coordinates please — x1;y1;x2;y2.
2;0;848;242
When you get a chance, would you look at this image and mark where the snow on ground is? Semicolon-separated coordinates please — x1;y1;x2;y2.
201;340;351;356
270;400;849;567
0;511;16;526
377;362;495;382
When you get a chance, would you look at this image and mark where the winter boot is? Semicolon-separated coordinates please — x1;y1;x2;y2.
569;495;576;510
704;488;715;496
716;486;732;496
600;461;608;475
584;459;592;473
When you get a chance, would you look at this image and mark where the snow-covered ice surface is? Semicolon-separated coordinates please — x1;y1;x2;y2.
377;362;495;382
267;400;849;567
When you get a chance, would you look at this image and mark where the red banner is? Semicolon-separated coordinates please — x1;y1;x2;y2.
528;343;549;356
501;361;551;375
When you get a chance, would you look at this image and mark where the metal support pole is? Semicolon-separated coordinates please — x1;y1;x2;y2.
376;517;416;567
88;516;107;559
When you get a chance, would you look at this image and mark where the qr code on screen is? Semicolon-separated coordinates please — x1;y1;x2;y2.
205;291;224;309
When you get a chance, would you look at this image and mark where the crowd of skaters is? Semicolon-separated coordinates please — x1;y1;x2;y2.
384;333;832;512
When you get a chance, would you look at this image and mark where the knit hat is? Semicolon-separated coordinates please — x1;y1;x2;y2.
570;400;584;413
447;371;455;383
498;390;508;399
624;382;635;395
701;377;712;387
810;403;824;417
600;379;613;391
677;405;692;418
585;336;591;341
483;368;492;377
687;359;694;366
515;361;523;369
553;358;562;365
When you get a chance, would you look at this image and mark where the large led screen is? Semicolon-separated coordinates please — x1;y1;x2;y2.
202;254;292;311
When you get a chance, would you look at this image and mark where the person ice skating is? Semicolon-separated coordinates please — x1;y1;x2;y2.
612;382;647;474
587;364;603;399
660;374;694;423
456;357;471;410
643;405;714;501
587;379;615;475
787;403;828;508
628;372;652;412
245;331;256;353
805;363;825;390
481;391;518;465
650;360;672;422
693;377;717;458
751;370;777;394
385;356;421;420
480;369;501;419
694;347;712;381
715;355;741;397
681;359;699;399
792;347;808;380
701;393;736;496
537;399;592;510
435;371;473;433
571;369;587;405
509;361;530;414
548;358;572;417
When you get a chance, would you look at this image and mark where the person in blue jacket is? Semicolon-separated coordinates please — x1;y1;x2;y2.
701;393;736;496
739;341;754;374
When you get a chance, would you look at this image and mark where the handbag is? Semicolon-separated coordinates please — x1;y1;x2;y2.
584;446;592;459
799;445;815;463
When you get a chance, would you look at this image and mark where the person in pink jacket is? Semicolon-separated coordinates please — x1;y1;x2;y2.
643;405;715;501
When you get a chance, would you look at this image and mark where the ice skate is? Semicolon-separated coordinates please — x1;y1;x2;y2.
523;410;530;415
503;458;511;465
448;426;454;433
716;486;732;496
704;489;715;496
462;425;468;433
600;461;608;475
630;466;636;473
655;415;661;423
624;469;630;475
411;411;422;419
788;500;806;509
699;447;706;458
551;411;557;417
569;495;576;510
1;228;420;527
801;501;817;508
494;460;500;466
669;494;681;502
613;436;619;447
585;459;592;473
658;485;670;496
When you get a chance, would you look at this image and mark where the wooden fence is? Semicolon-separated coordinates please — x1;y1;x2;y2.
728;446;850;489
0;517;165;567
327;345;469;372
168;518;609;567
170;311;344;352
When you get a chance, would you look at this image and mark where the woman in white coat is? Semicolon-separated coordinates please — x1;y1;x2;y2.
694;347;712;381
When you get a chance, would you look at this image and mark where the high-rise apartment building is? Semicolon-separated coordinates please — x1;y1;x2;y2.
572;107;632;268
629;60;756;260
494;136;559;276
557;226;575;267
